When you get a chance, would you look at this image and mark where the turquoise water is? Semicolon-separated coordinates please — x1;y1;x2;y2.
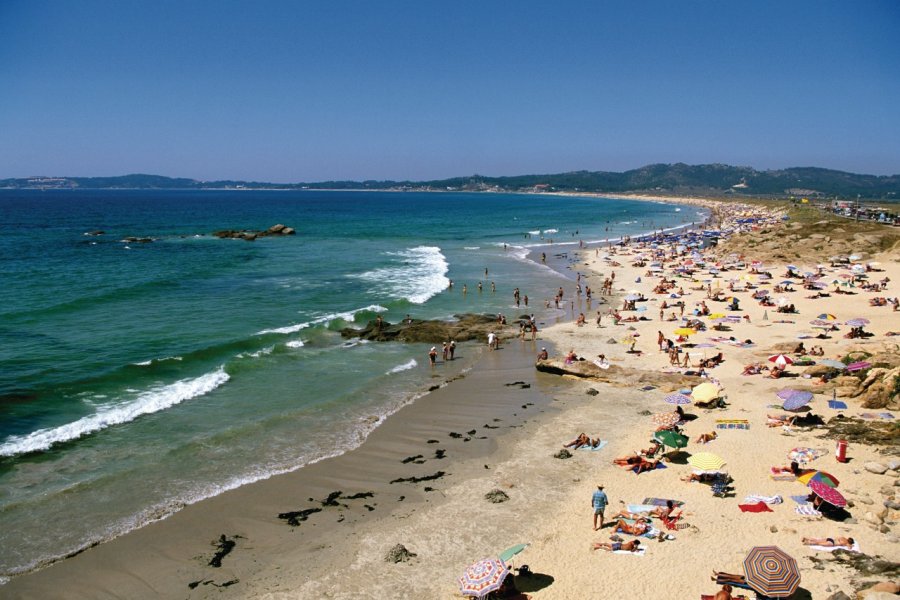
0;189;705;577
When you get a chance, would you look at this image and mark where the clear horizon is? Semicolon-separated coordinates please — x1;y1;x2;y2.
1;1;898;181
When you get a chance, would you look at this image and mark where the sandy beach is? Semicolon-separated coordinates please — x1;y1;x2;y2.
4;197;899;600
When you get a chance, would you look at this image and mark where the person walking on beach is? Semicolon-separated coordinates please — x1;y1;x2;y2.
592;485;608;530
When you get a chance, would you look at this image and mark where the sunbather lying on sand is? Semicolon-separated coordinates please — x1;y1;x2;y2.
564;433;602;449
613;518;651;535
612;455;659;473
639;441;662;457
591;539;641;552
771;461;803;476
802;536;854;547
695;431;717;444
712;571;747;586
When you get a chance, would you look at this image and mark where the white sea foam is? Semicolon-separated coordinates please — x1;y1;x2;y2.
133;356;183;366
527;230;541;235
256;304;388;335
0;368;230;457
543;228;558;234
387;358;417;374
237;346;274;359
350;246;449;304
463;246;480;250
285;340;305;349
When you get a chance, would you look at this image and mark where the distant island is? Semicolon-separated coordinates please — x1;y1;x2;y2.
2;163;899;200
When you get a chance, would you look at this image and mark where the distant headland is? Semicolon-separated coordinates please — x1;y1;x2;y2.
2;163;898;200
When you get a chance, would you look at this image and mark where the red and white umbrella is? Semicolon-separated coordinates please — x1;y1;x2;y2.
768;354;793;368
809;480;847;508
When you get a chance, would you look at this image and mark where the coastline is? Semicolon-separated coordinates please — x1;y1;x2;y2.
6;198;898;599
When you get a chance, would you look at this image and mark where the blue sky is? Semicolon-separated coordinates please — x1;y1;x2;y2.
1;1;898;181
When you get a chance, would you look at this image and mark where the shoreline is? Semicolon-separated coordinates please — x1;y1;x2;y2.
6;198;898;599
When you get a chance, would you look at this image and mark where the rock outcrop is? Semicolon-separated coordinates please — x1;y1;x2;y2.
535;358;703;392
213;224;296;241
341;314;513;344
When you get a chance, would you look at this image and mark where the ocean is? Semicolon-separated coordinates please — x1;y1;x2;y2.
0;189;706;578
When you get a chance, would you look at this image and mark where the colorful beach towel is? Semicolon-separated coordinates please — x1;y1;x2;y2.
716;419;750;430
795;505;822;517
828;400;848;409
632;462;666;474
642;497;684;508
627;504;658;514
790;495;810;505
738;502;773;513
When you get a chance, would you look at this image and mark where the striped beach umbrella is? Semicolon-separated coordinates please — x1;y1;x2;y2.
768;354;793;367
809;480;847;507
663;393;692;405
652;411;682;429
458;558;509;598
797;470;840;488
742;546;800;598
817;313;837;320
687;452;726;472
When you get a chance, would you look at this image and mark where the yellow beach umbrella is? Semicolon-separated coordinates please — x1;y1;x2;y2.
673;327;696;336
691;382;720;402
687;452;726;472
708;313;726;319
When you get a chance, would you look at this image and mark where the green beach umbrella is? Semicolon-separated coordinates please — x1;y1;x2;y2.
654;429;689;449
499;543;529;564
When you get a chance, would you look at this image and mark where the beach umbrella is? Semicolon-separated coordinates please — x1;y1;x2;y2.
708;313;726;319
458;558;510;598
651;411;682;429
844;318;869;327
809;480;847;508
673;327;696;336
817;313;837;320
768;354;793;367
498;543;529;564
787;447;825;464
663;393;692;405
624;293;642;301
809;319;834;328
742;546;801;598
818;359;846;369
797;470;840;488
654;429;689;449
687;452;726;472
691;382;720;403
845;361;871;372
777;390;813;412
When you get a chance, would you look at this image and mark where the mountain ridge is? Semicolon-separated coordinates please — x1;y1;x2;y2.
3;163;898;199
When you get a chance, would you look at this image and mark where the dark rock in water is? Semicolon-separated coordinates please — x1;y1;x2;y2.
213;225;297;241
209;534;236;568
485;489;510;503
277;507;322;526
554;449;573;459
122;236;153;243
342;492;375;500
385;544;417;563
321;491;344;507
84;230;105;236
341;313;510;344
402;455;424;464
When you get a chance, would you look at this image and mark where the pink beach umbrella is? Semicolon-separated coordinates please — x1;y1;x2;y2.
809;480;847;508
458;558;510;598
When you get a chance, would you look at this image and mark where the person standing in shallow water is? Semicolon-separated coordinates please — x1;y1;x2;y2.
428;346;437;366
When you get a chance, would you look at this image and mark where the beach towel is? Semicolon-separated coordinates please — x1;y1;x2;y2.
579;440;609;451
632;462;666;474
642;497;684;508
860;412;894;419
716;419;750;430
881;412;895;419
769;473;796;482
828;400;848;409
613;547;646;555
738;501;773;513
627;504;658;514
743;494;783;504
795;505;822;517
808;541;861;553
790;495;810;505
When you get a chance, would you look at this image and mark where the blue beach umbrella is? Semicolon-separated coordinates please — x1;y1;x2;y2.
663;393;692;405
